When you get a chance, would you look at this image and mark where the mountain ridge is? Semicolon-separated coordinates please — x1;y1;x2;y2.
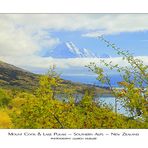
42;41;110;59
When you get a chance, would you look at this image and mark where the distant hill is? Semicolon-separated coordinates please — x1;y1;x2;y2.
0;60;111;94
0;61;39;90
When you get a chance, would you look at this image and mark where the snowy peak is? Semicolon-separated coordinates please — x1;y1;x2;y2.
65;42;97;58
42;41;110;59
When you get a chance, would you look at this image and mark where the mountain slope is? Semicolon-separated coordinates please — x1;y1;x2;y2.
0;61;39;90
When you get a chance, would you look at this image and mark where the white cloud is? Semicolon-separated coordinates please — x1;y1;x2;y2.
1;55;147;74
32;30;60;49
0;15;60;59
3;14;148;34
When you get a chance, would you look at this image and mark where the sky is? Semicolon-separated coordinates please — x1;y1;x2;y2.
0;14;148;83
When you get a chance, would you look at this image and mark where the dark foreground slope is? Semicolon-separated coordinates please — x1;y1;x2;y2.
0;61;39;90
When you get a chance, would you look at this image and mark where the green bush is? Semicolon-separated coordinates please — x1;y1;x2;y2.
0;88;11;107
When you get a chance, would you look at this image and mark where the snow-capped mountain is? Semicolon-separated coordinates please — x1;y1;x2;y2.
65;42;97;58
42;42;97;58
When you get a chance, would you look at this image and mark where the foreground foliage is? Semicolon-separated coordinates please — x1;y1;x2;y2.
88;36;148;122
0;69;147;128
